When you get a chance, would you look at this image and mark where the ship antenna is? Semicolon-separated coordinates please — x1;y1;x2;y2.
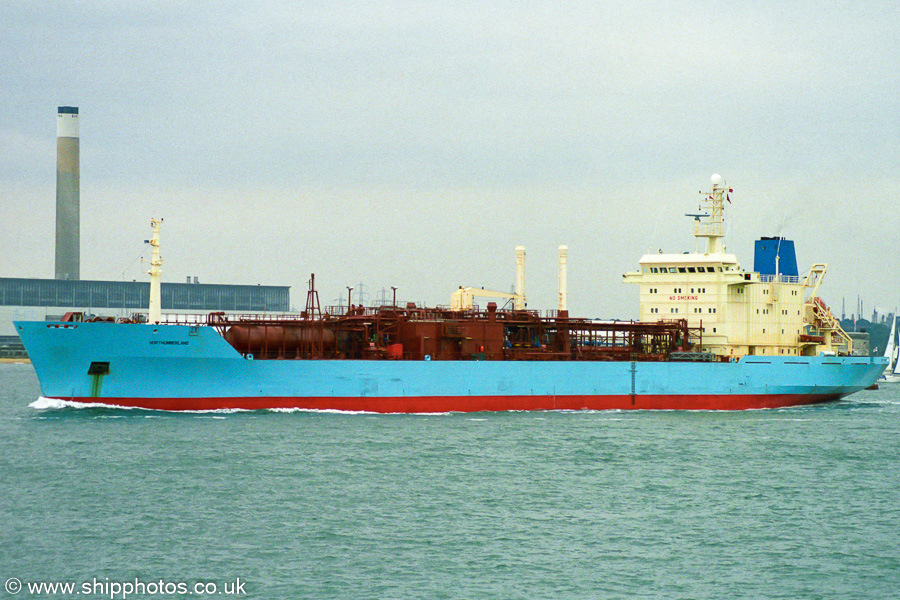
775;236;782;281
695;174;728;254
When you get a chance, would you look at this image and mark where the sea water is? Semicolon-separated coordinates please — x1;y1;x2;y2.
1;363;898;599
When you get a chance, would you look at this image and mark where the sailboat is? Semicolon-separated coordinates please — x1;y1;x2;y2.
891;337;900;382
881;315;900;383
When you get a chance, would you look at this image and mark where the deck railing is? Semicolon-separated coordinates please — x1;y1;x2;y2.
759;274;801;284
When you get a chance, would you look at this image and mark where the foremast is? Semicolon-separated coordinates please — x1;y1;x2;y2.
147;218;163;324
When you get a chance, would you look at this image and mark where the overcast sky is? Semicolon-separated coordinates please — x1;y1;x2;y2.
2;1;898;318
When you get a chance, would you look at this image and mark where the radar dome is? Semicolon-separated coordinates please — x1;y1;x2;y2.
711;173;722;186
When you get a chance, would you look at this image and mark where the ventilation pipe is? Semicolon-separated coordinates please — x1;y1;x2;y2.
558;245;568;311
515;246;526;310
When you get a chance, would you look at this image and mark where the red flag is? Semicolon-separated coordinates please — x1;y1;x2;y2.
726;193;731;203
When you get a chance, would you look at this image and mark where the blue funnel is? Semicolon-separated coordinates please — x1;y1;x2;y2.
754;237;798;277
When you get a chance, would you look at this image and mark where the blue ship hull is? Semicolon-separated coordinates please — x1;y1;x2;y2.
15;321;888;412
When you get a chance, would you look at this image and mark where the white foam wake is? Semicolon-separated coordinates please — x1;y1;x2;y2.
29;397;138;410
27;398;454;415
267;407;379;415
28;397;250;414
266;407;452;415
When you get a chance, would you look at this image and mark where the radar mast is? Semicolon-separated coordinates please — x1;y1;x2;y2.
695;174;730;254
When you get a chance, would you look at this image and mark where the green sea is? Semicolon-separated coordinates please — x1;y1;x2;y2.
2;362;899;599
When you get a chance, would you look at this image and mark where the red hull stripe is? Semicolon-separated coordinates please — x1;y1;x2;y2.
54;393;842;412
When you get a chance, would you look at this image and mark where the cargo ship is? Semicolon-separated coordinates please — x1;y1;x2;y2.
17;176;887;412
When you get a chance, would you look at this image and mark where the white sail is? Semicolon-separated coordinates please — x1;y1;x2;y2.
885;316;896;370
894;338;900;375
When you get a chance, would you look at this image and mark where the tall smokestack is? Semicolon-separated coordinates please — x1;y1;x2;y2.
55;106;79;280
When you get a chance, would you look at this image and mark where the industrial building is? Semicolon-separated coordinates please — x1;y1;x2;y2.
0;276;289;335
1;277;288;315
1;106;294;356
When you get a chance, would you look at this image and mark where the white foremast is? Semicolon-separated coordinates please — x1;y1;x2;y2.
148;218;163;324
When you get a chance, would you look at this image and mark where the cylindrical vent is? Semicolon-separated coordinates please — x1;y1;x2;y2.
558;245;568;311
515;246;526;310
55;106;80;280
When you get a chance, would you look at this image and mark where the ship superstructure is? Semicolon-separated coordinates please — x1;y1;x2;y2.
624;175;851;359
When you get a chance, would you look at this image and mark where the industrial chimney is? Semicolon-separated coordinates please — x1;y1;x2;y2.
55;106;79;280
